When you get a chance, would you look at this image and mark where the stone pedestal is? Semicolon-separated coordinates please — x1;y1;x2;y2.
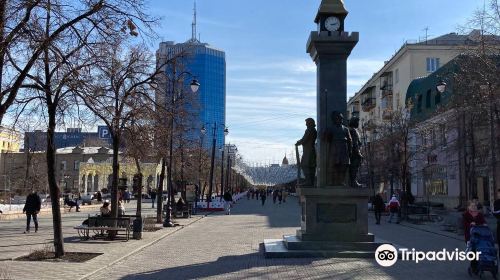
264;187;383;258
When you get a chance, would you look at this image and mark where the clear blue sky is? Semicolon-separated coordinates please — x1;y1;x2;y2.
147;0;482;165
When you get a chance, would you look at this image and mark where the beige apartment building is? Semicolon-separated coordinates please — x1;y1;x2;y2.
346;31;483;198
347;31;481;128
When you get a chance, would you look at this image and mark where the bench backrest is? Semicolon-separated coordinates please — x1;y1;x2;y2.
88;217;131;228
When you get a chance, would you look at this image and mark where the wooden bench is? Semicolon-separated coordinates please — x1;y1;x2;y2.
174;203;192;218
163;203;192;219
74;216;130;241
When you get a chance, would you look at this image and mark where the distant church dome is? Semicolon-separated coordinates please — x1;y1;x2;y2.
282;155;289;165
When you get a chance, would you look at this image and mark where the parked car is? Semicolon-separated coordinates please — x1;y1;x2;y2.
80;193;94;205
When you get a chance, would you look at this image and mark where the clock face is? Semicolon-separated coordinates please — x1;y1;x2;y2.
325;16;341;31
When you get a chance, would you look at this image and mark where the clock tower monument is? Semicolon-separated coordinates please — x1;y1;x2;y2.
307;0;358;187
264;0;382;258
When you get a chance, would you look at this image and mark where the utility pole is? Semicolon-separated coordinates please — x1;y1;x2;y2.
220;146;225;200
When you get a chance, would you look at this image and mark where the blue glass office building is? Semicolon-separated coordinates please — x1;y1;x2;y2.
157;40;226;150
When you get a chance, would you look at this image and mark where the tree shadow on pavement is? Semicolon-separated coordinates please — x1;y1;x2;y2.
227;197;301;228
117;244;317;280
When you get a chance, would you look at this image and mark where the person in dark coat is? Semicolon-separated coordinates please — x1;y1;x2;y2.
223;191;233;215
296;118;317;186
373;192;385;225
96;190;102;202
23;189;41;233
64;196;80;212
260;190;267;206
150;189;157;208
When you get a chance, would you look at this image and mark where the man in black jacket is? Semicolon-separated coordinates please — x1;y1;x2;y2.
373;192;385;225
23;189;41;233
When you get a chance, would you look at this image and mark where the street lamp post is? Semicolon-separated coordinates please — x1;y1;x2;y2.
220;146;225;200
207;124;228;208
226;153;231;195
163;71;200;228
197;126;206;208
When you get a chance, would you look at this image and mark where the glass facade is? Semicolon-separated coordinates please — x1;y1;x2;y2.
157;41;226;150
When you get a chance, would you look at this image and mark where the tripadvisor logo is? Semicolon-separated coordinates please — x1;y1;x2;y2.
375;244;398;267
374;244;481;267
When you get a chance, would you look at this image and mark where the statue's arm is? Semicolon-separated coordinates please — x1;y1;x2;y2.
346;128;353;156
297;129;316;145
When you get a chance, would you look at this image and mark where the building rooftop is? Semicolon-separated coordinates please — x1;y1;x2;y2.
56;146;113;155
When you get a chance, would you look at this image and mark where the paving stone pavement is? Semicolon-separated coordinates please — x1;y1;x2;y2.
81;197;484;280
0;200;207;280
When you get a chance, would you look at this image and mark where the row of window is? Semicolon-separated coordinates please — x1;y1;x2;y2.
59;160;80;171
421;124;447;148
416;89;442;113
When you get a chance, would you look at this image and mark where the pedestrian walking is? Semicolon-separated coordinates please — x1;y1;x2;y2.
493;189;500;258
150;189;157;208
260;190;266;206
373;192;385;225
23;189;41;233
278;190;283;204
463;201;487;275
124;189;131;203
272;190;277;204
387;195;400;224
246;191;250;200
96;190;102;202
282;190;288;203
118;200;126;216
223;191;233;215
64;196;80;212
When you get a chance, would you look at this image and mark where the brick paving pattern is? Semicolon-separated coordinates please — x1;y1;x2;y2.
0;197;492;280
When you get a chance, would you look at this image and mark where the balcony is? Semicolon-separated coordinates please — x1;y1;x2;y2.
361;119;376;131
382;109;393;120
362;98;376;112
350;101;360;117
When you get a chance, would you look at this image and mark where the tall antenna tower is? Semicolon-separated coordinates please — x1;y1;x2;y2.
192;1;197;41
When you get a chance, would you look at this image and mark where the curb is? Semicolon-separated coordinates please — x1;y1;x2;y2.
0;205;101;221
79;213;210;280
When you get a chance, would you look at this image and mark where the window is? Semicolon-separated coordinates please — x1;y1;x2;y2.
426;90;431;108
417;94;423;112
435;92;441;105
395;69;399;84
61;161;67;171
426;57;440;73
440;124;447;146
74;160;80;170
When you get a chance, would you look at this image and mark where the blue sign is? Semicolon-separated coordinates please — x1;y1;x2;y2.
98;126;111;139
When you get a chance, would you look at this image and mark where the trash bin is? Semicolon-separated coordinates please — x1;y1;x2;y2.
133;217;143;240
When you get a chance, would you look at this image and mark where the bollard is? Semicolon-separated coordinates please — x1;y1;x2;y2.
133;217;143;240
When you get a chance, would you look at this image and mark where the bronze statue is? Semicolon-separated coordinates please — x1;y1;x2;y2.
348;117;363;188
296;118;317;186
323;111;352;186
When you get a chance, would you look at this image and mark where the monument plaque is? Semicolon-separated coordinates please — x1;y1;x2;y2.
317;203;356;223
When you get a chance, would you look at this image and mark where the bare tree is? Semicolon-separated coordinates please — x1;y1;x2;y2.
77;42;158;221
7;0;157;257
1;0;157;125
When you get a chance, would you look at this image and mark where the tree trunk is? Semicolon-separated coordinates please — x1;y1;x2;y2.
156;157;166;223
46;105;64;257
111;134;120;218
134;158;142;217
